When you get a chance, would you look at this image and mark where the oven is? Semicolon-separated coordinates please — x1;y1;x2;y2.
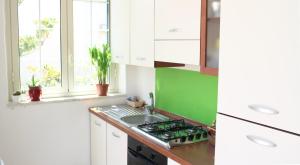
128;136;167;165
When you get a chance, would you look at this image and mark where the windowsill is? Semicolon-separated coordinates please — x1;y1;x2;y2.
7;93;126;107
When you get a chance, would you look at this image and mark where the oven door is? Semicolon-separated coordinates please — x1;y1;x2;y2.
128;148;154;165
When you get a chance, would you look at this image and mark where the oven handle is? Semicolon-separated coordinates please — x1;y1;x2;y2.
128;148;155;165
128;149;139;158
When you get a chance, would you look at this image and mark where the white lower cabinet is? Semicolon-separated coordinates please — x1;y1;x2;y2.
91;114;107;165
215;114;300;165
168;158;180;165
91;114;128;165
106;123;128;165
91;114;179;165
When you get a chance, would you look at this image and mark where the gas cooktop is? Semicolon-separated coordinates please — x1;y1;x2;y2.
133;119;208;149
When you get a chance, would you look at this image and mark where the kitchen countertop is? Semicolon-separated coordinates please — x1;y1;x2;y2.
89;107;215;165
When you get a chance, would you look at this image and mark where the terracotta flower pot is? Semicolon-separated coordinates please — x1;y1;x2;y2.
29;86;42;101
96;84;109;96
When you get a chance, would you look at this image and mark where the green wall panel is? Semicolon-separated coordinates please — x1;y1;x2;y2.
155;68;218;125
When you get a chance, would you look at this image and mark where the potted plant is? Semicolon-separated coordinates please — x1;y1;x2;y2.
89;44;112;96
28;75;42;101
11;91;21;102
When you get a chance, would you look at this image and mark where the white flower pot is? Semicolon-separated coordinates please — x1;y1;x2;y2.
11;95;20;103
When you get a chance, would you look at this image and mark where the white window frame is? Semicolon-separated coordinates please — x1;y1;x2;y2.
5;0;119;98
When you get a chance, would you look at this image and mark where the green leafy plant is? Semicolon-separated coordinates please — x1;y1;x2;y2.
29;75;39;87
13;91;21;96
19;36;39;55
89;44;111;84
18;0;24;5
35;18;57;43
19;17;57;56
42;64;61;87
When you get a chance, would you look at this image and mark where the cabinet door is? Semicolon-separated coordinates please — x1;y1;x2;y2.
155;0;201;40
107;123;128;165
90;114;107;165
155;40;200;65
215;115;300;165
218;0;300;134
130;0;154;67
168;158;180;165
110;0;130;64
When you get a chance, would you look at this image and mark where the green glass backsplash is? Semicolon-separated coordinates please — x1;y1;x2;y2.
155;68;218;125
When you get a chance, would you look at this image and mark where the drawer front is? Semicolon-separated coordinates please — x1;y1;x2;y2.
215;114;300;165
155;40;200;65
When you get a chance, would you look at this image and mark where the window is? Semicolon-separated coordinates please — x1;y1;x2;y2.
8;0;116;97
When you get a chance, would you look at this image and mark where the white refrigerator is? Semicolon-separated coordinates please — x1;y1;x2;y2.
215;0;300;164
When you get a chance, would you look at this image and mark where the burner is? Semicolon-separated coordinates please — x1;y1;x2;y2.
161;132;173;140
186;127;198;134
136;119;208;149
143;125;159;132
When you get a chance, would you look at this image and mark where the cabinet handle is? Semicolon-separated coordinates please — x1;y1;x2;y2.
112;132;120;138
94;121;101;127
246;135;277;148
248;105;279;115
168;28;179;32
136;57;146;61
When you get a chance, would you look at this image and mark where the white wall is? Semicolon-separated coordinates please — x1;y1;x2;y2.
0;0;155;165
0;18;125;164
126;65;155;104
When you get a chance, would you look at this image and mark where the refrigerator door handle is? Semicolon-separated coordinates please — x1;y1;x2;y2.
246;135;277;148
248;105;279;115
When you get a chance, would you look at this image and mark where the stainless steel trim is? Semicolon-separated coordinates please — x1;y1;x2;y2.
246;135;277;148
248;105;279;115
132;127;171;149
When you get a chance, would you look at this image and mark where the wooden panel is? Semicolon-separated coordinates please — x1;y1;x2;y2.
200;0;219;76
154;61;185;68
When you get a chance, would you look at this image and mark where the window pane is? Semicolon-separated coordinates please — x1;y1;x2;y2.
18;0;61;90
73;0;108;90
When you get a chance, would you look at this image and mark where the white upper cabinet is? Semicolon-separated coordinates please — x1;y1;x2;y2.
154;0;201;65
155;0;201;39
218;0;300;134
110;0;130;64
215;115;300;165
155;40;200;65
130;0;155;67
106;123;128;165
90;114;107;165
